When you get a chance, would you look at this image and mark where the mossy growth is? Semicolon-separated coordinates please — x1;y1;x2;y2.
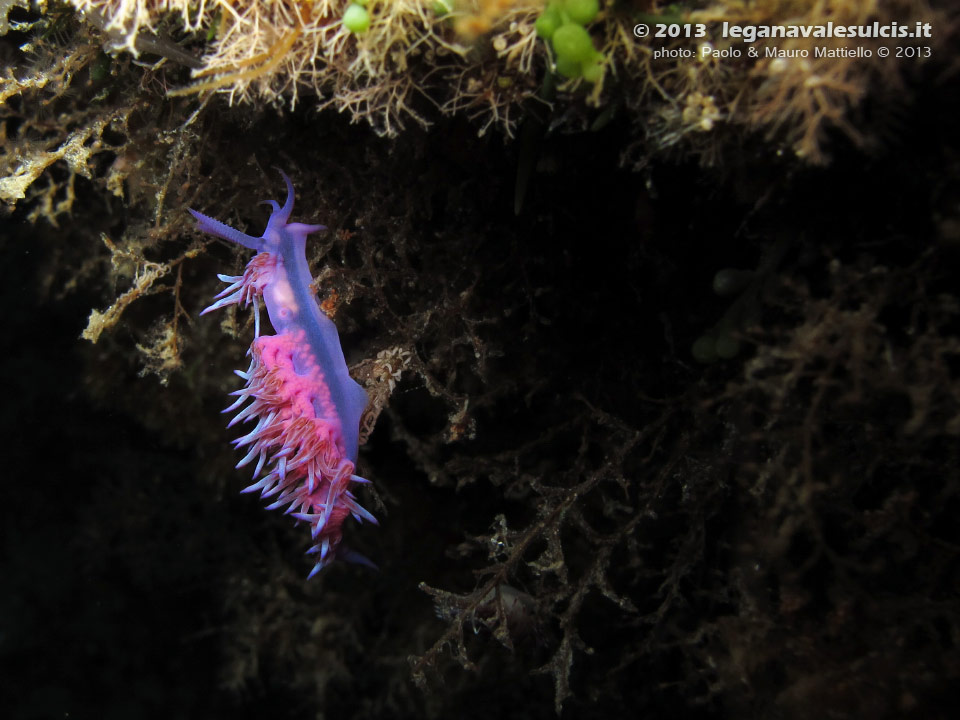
535;0;604;82
0;0;927;164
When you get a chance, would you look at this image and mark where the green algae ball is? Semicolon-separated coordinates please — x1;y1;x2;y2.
692;335;718;363
564;0;599;25
712;268;754;297
715;334;741;359
555;55;583;78
536;7;562;39
552;23;595;64
581;57;604;83
90;52;112;83
343;3;371;33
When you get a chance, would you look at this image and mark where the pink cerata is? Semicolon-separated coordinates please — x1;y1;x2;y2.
193;171;376;578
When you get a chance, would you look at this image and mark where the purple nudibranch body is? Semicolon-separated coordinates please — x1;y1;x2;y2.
193;172;375;577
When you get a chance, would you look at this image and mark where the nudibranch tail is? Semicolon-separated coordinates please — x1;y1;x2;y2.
194;172;375;578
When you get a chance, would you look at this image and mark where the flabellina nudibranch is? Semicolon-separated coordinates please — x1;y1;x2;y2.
192;171;376;578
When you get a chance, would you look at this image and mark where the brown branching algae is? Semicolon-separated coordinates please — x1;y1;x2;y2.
2;0;959;718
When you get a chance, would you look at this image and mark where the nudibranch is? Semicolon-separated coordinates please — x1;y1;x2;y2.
193;171;376;578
